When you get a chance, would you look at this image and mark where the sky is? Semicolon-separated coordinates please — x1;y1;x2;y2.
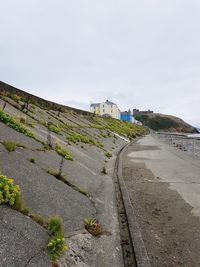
0;0;200;127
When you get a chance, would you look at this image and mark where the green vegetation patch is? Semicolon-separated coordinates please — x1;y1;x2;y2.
2;141;26;152
67;132;103;148
55;144;73;161
48;124;62;135
0;110;35;139
0;174;21;206
84;218;103;236
91;116;147;139
135;115;180;131
105;151;112;158
47;216;68;263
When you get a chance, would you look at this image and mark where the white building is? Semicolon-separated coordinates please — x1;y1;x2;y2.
90;100;120;120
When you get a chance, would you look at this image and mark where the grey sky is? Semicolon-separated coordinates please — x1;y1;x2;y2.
0;0;200;126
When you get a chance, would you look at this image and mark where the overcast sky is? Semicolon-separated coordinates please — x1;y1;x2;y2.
0;0;200;126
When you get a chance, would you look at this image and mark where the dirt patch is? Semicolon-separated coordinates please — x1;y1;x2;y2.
122;143;200;267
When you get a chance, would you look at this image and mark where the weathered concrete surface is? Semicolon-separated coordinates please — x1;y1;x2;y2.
123;135;200;267
0;122;43;150
59;153;124;267
0;92;132;266
0;149;96;232
0;206;50;267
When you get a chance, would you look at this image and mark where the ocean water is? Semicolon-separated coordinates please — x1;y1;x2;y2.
187;133;200;138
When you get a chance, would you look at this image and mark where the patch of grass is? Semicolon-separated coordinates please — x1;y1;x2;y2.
105;151;112;158
47;216;68;263
19;117;26;124
29;158;35;163
48;124;62;135
67;132;104;148
0;110;36;139
9;94;22;103
55;144;73;161
89;124;105;130
84;218;103;236
92;116;147;139
100;133;107;138
48;216;64;237
2;141;26;152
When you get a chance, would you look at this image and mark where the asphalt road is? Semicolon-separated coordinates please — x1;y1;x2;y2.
122;135;200;267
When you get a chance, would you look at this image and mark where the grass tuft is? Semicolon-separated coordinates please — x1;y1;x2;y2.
105;152;112;158
0;110;35;139
2;141;26;152
84;218;103;236
47;216;68;263
55;144;73;161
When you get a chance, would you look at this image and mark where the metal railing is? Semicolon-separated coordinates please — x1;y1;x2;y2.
153;132;200;159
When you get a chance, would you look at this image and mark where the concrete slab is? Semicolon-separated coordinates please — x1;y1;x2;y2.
0;122;43;150
0;151;96;232
0;206;50;267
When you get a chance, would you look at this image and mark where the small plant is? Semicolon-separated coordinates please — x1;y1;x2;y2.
101;167;107;174
10;94;21;103
48;216;64;237
101;133;107;138
49;124;61;135
47;216;68;263
55;144;73;161
0;110;35;139
29;158;35;163
105;152;112;158
2;141;25;152
0;174;23;209
47;236;68;262
84;218;102;236
19;117;26;124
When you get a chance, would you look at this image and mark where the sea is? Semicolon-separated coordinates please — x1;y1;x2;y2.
187;133;200;139
187;128;200;139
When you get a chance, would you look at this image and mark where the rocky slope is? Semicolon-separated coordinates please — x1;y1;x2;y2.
135;113;197;133
0;82;146;267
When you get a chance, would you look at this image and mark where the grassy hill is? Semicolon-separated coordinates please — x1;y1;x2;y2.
135;113;197;133
0;81;147;266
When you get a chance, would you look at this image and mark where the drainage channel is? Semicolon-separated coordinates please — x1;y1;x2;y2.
113;147;137;267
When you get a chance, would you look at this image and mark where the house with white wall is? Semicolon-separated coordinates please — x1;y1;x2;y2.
90;100;120;120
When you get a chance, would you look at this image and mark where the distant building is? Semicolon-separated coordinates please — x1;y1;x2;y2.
133;108;154;116
120;110;133;123
90;100;120;120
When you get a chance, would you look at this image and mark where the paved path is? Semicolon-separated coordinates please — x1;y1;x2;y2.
122;135;200;267
128;135;200;216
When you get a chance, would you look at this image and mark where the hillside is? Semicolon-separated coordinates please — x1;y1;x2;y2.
0;81;147;267
135;113;197;133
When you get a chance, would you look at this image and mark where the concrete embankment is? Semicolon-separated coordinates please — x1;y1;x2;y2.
0;89;146;266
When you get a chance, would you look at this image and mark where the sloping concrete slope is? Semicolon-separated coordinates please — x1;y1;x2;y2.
0;88;146;266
